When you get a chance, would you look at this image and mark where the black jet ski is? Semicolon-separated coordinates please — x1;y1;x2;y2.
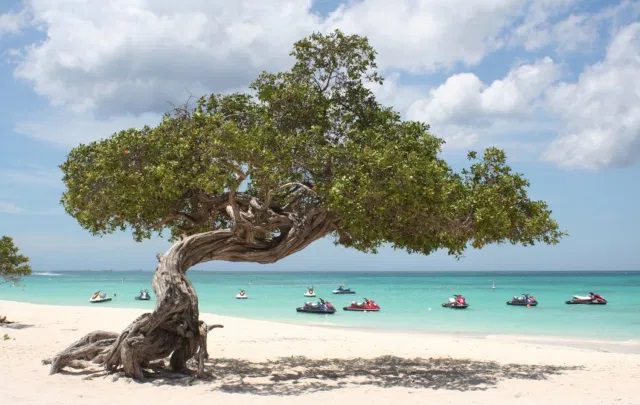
506;294;538;306
332;285;356;294
296;298;336;314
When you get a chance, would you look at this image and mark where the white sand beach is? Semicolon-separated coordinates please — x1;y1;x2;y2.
1;299;639;404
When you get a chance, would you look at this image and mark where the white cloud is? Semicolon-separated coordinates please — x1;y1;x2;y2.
0;9;27;37
510;0;578;51
481;57;560;114
407;57;559;148
409;73;485;127
14;0;321;116
544;23;640;169
0;201;23;214
551;13;599;52
509;0;640;54
325;0;524;72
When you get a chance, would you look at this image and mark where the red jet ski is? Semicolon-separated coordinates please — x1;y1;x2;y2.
442;294;469;309
343;298;381;312
566;292;607;305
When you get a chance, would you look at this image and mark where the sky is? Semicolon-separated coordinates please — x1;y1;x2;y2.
0;0;639;272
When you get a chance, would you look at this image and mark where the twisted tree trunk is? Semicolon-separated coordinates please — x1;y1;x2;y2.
49;208;332;379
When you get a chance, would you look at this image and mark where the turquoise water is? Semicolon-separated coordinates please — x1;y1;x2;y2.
1;270;639;340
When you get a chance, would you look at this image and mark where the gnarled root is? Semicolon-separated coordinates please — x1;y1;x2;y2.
47;319;223;379
47;330;118;374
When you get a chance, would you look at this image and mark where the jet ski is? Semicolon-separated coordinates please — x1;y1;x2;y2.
135;289;151;301
89;291;112;303
442;294;469;309
566;292;607;305
332;285;356;294
304;287;316;297
343;298;380;312
296;298;336;314
506;293;538;306
236;289;248;299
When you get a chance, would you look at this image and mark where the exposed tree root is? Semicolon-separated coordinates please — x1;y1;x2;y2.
47;331;118;374
47;322;224;378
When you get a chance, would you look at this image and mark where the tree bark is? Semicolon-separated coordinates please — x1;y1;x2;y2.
49;208;332;378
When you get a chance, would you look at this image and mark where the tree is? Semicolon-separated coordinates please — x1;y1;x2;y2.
0;236;32;285
0;236;32;324
50;31;563;378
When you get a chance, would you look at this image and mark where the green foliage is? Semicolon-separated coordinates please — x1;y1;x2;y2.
60;30;563;256
0;236;32;283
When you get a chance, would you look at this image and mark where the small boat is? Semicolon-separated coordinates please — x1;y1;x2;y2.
506;293;538;306
296;298;335;314
304;287;316;297
343;298;380;312
332;285;356;294
134;289;151;301
235;289;248;299
442;294;469;309
566;292;607;305
89;291;112;303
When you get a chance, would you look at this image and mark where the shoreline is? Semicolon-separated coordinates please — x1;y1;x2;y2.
2;298;638;349
1;300;640;403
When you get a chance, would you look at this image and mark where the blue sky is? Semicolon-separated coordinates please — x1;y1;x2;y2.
1;0;639;271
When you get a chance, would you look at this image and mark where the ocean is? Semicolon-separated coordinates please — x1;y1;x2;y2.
2;270;639;340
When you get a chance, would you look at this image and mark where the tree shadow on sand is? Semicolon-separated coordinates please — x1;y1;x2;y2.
50;355;579;394
0;322;33;330
100;355;578;395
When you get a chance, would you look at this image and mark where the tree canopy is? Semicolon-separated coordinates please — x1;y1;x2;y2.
60;30;563;260
0;236;32;284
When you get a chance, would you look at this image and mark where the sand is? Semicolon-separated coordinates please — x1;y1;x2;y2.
1;299;639;404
